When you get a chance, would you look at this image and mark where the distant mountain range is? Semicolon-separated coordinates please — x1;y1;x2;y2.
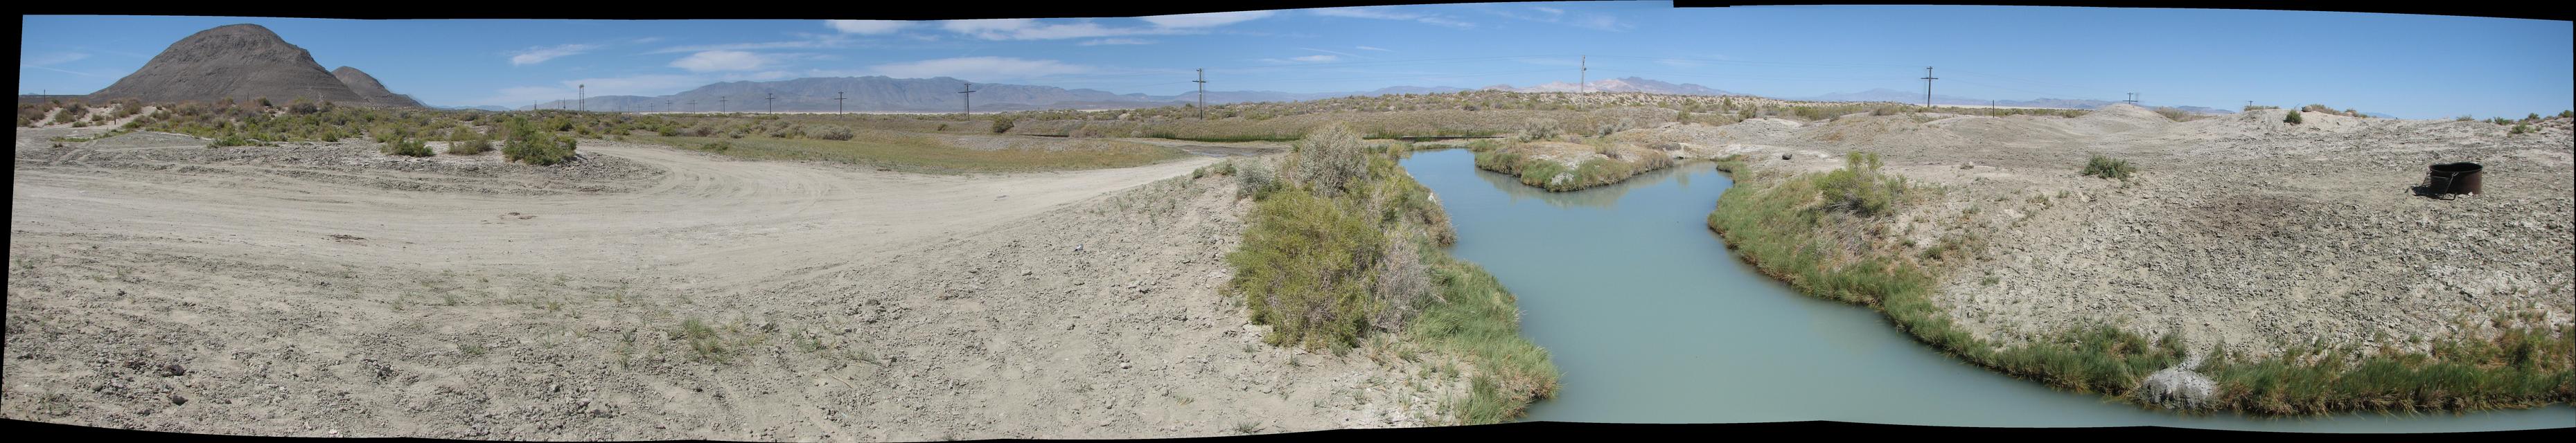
527;76;1474;112
507;75;2233;116
1779;88;2235;114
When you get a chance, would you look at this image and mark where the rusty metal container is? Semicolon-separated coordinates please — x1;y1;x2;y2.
2428;162;2484;195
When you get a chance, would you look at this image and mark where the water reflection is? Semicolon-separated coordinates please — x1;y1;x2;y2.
1400;147;2574;432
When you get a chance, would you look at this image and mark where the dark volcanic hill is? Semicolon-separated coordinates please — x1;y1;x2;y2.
87;24;400;106
331;66;423;107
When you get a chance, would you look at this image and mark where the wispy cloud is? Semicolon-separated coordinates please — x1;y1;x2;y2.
669;51;782;72
1309;6;1476;29
826;19;912;35
1299;48;1360;58
1079;38;1154;46
1480;5;1633;32
1139;11;1275;28
509;44;599;66
21;64;105;77
629;37;665;44
649;33;859;54
1256;55;1342;64
940;19;1187;41
866;56;1095;81
1356;46;1393;52
21;52;89;66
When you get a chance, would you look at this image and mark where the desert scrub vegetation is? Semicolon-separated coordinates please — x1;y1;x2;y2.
1472;140;1676;192
1225;125;1553;423
380;138;434;157
636;132;1183;174
2081;154;2137;179
500;116;581;165
1708;153;2573;416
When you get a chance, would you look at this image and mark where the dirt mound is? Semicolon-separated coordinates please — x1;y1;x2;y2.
85;24;373;105
330;66;424;108
2061;103;2172;135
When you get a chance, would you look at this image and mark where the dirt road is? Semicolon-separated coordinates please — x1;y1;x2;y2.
6;130;1454;440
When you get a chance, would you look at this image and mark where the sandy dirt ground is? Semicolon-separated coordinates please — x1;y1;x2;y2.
6;129;1458;440
1621;105;2575;359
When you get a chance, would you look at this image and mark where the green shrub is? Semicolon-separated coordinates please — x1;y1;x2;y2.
1816;152;1903;217
701;141;734;152
1237;157;1284;199
448;138;492;155
1227;188;1385;350
2081;154;2135;179
504;131;579;165
382;138;434;157
989;115;1016;134
2284;110;2304;125
2509;124;2532;135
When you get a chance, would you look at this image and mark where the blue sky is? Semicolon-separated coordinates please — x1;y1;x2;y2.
19;3;2573;118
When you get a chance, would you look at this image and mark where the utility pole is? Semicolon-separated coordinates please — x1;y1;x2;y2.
2126;93;2140;106
835;91;847;114
578;84;585;112
689;100;697;113
1579;55;1587;94
719;96;728;113
766;93;776;114
958;82;978;116
1919;66;1938;109
1194;69;1208;120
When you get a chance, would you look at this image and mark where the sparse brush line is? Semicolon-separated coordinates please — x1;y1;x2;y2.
1706;158;2573;417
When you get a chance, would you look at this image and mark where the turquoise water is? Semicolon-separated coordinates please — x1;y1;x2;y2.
1397;148;2574;432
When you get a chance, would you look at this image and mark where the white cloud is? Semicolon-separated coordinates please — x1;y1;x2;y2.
21;64;104;77
1140;10;1274;28
1480;6;1632;32
1291;55;1338;62
670;51;779;72
867;57;1095;81
509;44;599;66
1356;46;1393;52
649;33;858;54
827;19;912;35
939;19;1191;41
561;74;708;96
21;52;89;66
1309;7;1475;29
1079;38;1153;46
1299;48;1359;58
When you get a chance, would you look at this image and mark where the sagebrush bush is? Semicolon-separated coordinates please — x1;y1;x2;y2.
1291;124;1373;197
1516;118;1560;141
989;115;1016;134
1817;152;1903;217
382;138;434;157
2082;154;2136;179
448;138;492;155
814;125;855;141
2284;110;2304;125
504;130;579;165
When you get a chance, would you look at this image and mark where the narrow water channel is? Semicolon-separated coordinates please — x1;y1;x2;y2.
1396;148;2573;432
